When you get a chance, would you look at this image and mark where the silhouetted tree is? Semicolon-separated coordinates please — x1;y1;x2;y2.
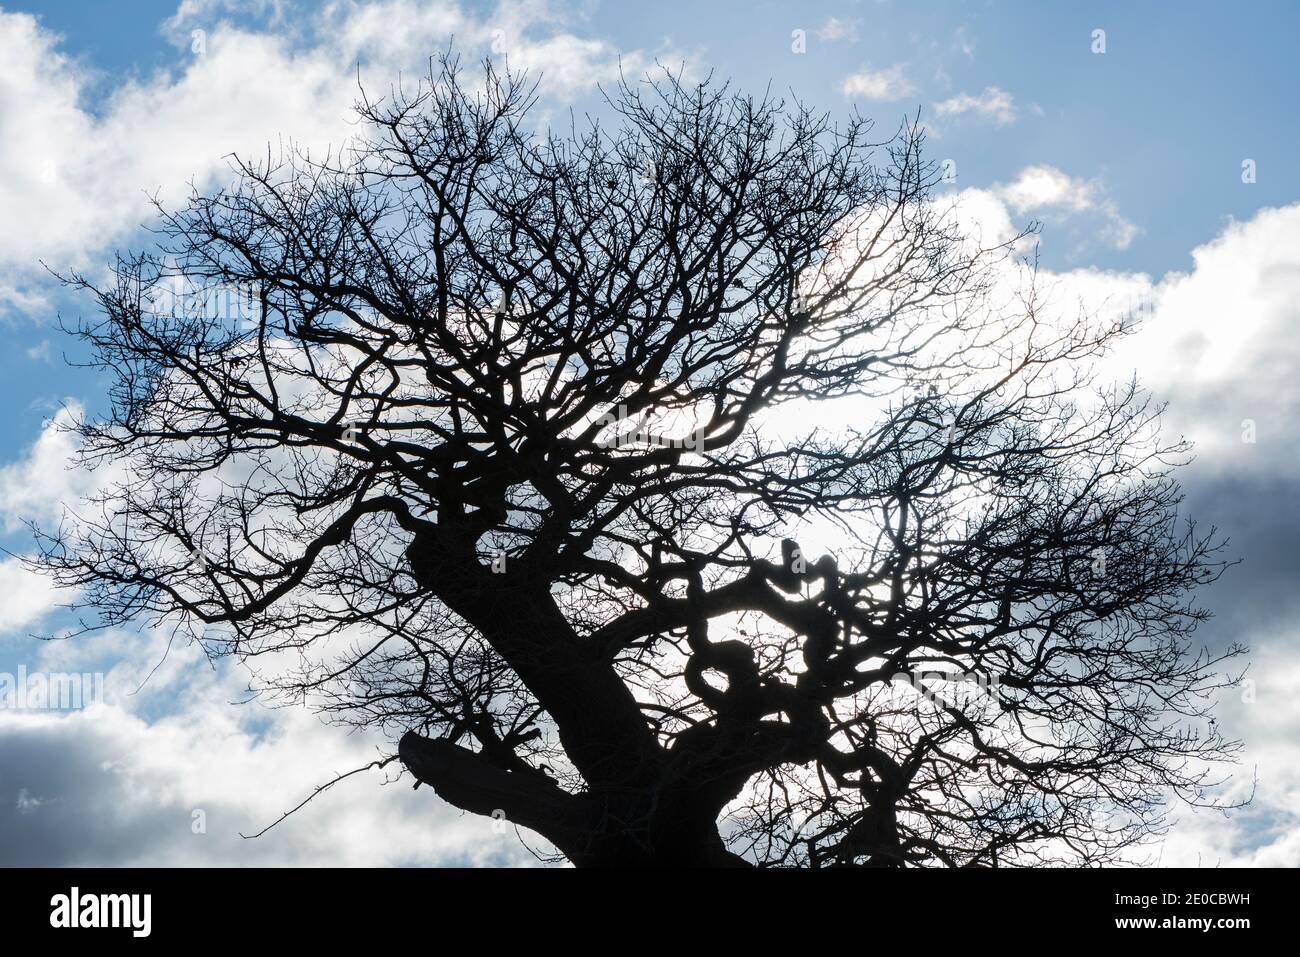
36;56;1243;867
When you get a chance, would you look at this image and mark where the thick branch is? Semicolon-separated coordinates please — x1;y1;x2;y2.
398;731;598;860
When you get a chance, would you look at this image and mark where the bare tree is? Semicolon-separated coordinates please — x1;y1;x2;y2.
35;56;1243;867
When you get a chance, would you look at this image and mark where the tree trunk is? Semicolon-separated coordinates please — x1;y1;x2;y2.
399;730;751;867
402;530;752;865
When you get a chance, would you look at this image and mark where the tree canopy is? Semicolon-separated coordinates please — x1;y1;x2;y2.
37;56;1242;866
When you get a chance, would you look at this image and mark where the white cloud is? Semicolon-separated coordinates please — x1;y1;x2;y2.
0;618;547;865
1154;646;1300;867
0;11;346;278
162;0;290;34
934;85;1017;125
932;189;1300;864
0;283;49;323
816;17;860;43
1106;204;1300;464
0;694;540;866
0;2;663;297
0;402;107;533
15;787;47;813
992;164;1139;250
0;558;62;634
841;64;916;101
952;26;976;60
1109;207;1300;863
0;404;100;635
996;164;1095;213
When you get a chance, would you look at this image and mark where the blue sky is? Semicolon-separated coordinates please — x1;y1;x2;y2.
17;0;1300;271
2;1;1297;452
2;0;1299;866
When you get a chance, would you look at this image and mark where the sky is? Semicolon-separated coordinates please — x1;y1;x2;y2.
1;0;1298;866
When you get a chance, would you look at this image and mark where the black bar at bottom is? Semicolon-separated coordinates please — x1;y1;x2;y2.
0;866;1280;944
